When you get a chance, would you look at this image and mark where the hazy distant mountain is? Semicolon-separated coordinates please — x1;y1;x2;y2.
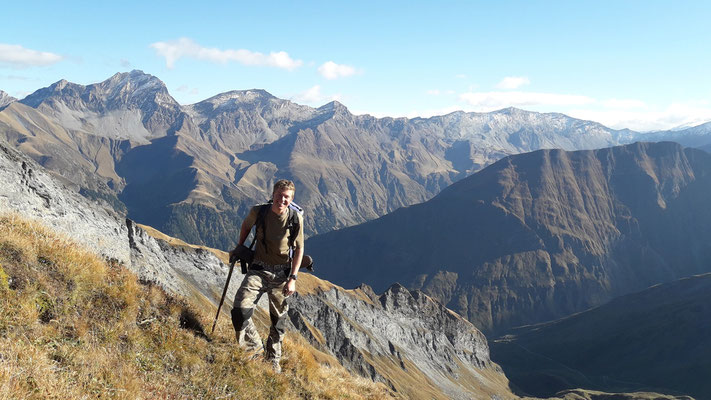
641;121;711;148
491;273;711;399
0;90;16;108
307;142;711;334
2;71;711;251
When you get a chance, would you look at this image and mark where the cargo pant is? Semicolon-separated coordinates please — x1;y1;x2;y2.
231;263;290;361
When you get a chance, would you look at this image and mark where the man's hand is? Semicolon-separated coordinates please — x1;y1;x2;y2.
283;278;296;296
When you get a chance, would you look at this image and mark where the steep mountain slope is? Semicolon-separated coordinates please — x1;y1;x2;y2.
0;136;517;400
0;71;639;250
307;141;711;334
0;214;395;400
490;273;711;399
290;281;511;399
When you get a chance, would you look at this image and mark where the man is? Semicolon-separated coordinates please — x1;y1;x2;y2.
230;179;304;373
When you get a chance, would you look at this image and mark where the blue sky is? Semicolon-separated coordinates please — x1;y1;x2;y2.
2;1;710;131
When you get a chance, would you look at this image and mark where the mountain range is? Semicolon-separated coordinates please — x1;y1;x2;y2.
307;141;711;335
1;79;706;398
3;70;711;250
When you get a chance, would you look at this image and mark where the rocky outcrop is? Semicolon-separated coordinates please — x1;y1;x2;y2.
0;90;16;109
0;137;238;308
288;281;512;400
0;138;131;264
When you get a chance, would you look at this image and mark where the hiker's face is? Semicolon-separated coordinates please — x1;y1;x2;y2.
272;189;294;214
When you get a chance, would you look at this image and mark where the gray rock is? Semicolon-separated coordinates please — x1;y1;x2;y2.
0;137;244;308
0;90;16;109
288;281;507;399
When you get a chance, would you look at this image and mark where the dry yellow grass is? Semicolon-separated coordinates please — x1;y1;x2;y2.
0;213;394;400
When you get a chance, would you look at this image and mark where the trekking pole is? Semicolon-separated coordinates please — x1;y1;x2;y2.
211;260;236;334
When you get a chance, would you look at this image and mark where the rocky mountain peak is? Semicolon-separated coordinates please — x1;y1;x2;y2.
379;282;417;309
20;79;83;108
95;70;174;108
493;106;525;115
103;70;164;90
317;100;352;120
319;100;348;112
0;90;17;108
52;79;71;89
20;70;176;113
198;89;276;109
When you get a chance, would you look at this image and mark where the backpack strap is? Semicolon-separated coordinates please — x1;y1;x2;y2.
252;203;270;252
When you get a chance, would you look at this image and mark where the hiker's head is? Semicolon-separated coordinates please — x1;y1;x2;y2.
271;179;295;214
273;179;295;195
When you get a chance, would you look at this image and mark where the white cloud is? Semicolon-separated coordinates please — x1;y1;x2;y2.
1;74;34;81
496;76;530;90
427;89;456;96
150;38;302;70
569;101;711;131
0;43;63;68
602;98;647;109
318;61;358;80
292;85;342;105
176;85;199;96
460;91;595;110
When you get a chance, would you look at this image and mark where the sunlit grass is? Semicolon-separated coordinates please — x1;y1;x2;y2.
0;213;394;399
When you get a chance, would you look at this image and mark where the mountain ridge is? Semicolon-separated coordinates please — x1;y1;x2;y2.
3;70;711;250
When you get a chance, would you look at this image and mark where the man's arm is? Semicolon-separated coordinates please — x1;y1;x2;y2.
283;246;302;296
238;218;252;246
290;246;303;276
229;207;257;264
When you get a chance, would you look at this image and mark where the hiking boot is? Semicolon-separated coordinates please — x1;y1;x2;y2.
268;358;281;374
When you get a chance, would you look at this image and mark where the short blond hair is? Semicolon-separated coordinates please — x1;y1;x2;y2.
273;179;295;194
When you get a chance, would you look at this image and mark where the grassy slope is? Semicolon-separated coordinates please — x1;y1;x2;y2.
0;214;393;399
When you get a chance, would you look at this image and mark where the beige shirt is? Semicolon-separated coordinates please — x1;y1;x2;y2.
243;204;304;265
